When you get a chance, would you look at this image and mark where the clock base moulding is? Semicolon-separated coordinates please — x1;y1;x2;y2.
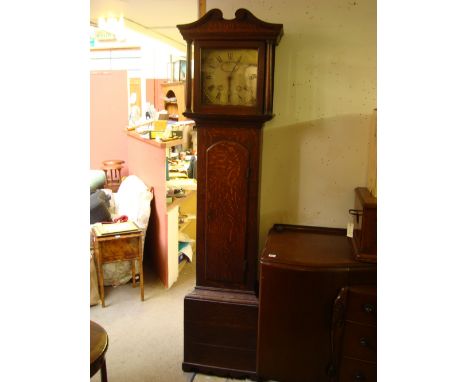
182;288;258;379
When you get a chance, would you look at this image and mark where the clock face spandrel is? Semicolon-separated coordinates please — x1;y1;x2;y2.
201;48;258;107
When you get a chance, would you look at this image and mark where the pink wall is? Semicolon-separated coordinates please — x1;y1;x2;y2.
90;70;129;176
127;134;169;286
90;72;170;285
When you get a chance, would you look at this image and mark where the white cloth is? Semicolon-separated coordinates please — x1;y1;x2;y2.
100;176;153;286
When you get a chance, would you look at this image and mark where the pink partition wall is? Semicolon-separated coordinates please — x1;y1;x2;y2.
127;134;169;286
90;70;129;176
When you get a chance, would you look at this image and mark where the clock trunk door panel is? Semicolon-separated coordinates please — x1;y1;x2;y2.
205;140;249;285
196;125;261;291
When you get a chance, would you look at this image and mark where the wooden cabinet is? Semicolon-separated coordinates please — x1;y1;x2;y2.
256;225;376;382
331;286;377;382
161;82;186;121
349;187;377;263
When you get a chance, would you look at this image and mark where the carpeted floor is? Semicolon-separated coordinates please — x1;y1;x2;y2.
90;259;196;382
90;260;257;382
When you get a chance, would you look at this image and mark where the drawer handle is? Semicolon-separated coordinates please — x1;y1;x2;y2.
349;209;363;224
354;372;366;381
359;337;369;347
363;303;375;314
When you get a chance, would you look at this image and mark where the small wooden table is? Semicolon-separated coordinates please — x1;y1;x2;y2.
92;226;144;307
90;320;109;382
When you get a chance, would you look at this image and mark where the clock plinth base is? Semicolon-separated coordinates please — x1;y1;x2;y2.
183;288;259;379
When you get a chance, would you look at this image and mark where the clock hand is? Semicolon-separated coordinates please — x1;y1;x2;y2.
230;56;243;75
227;75;232;103
227;57;242;104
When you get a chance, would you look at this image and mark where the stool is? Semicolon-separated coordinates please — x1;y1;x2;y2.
102;160;125;192
90;320;109;382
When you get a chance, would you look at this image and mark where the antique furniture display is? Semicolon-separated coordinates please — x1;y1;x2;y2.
177;8;283;379
90;320;109;382
348;187;377;263
330;285;377;382
256;224;376;382
92;224;144;307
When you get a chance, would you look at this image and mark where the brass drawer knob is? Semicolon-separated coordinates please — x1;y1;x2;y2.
349;209;363;224
363;303;375;314
359;337;369;347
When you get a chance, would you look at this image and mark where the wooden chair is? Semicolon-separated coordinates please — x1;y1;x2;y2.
102;160;125;192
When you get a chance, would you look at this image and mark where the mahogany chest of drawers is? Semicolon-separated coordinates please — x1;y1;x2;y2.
256;224;376;382
331;286;377;382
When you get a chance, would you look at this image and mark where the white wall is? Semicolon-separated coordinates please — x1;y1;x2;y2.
206;0;377;247
90;26;185;78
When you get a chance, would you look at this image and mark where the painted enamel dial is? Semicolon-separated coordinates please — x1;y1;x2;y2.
201;48;258;106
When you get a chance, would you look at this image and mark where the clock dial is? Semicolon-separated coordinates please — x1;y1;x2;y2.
201;49;258;106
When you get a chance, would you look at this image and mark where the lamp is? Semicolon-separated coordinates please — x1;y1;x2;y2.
97;16;125;41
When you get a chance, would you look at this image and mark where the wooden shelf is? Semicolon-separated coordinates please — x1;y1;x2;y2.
161;81;185;87
127;130;183;148
179;216;196;232
167;190;195;211
127;119;155;130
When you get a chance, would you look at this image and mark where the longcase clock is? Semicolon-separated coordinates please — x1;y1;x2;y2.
177;9;283;378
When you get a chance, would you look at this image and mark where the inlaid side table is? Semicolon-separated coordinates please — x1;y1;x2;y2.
92;226;144;307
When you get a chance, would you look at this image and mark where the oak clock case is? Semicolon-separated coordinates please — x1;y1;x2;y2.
177;8;283;379
177;7;283;292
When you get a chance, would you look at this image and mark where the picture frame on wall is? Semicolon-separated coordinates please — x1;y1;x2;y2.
179;60;187;81
167;62;174;82
173;59;187;82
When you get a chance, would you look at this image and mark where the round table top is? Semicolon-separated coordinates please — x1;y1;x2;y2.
102;160;125;166
90;320;108;366
102;164;124;171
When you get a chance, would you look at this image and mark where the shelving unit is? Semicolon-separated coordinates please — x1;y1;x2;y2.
127;118;155;131
179;214;196;232
161;82;186;121
167;190;197;285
